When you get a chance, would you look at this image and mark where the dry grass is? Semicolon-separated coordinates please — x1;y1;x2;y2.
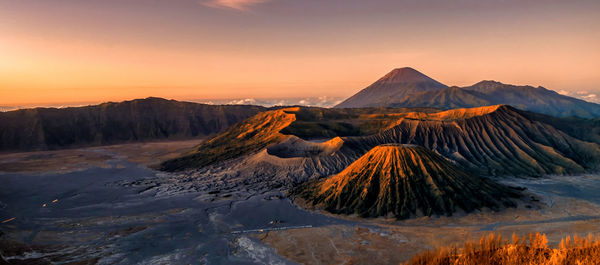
406;232;600;265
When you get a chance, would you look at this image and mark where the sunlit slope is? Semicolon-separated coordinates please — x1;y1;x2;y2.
159;107;298;171
295;144;519;219
347;105;600;176
161;105;600;177
160;106;432;172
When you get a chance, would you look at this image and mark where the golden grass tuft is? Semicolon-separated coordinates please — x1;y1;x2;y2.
406;232;600;265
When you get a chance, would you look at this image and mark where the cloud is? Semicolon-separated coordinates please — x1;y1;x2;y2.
204;0;271;10
193;96;346;107
583;94;597;99
565;91;600;103
227;98;257;105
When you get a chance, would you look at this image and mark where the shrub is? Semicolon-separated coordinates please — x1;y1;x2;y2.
406;232;600;265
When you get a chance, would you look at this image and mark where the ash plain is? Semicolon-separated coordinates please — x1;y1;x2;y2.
1;140;600;264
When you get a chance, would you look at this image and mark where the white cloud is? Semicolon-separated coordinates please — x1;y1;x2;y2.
227;98;257;105
192;96;346;107
565;91;600;103
583;94;597;99
557;90;570;95
273;100;286;106
204;0;271;10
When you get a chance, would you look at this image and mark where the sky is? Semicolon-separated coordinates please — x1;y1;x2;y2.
1;0;599;106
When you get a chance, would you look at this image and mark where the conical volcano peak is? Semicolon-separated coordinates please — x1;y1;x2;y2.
335;67;448;108
295;144;519;219
379;67;437;84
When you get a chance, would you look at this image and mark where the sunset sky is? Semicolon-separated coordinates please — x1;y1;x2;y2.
1;0;599;105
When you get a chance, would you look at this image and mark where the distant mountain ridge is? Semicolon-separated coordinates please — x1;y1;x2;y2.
0;97;266;152
335;68;600;118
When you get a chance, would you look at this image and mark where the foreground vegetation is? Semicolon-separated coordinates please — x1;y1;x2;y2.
407;233;600;265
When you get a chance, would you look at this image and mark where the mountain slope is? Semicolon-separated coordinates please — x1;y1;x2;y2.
294;144;519;219
0;97;266;151
162;105;600;183
159;107;298;171
335;67;448;108
389;81;600;118
463;81;600;118
347;105;600;176
388;86;492;109
159;106;430;172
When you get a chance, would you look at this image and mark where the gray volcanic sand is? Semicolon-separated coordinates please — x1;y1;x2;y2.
1;147;600;264
506;175;600;205
0;158;352;264
256;176;600;264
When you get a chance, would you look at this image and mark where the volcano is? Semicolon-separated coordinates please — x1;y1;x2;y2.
335;67;448;108
162;105;600;180
295;144;519;219
335;68;600;118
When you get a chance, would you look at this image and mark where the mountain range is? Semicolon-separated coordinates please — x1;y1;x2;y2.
3;68;600;221
0;97;265;152
162;105;600;179
157;104;600;219
335;67;600;118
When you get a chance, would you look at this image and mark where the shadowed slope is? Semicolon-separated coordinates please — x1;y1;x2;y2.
295;144;519;219
389;86;492;110
336;68;600;118
0;97;266;151
390;81;600;118
278;106;439;139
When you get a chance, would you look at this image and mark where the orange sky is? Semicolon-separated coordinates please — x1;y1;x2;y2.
1;0;599;105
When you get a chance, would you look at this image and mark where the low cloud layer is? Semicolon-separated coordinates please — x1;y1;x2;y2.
197;96;345;107
557;90;600;103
